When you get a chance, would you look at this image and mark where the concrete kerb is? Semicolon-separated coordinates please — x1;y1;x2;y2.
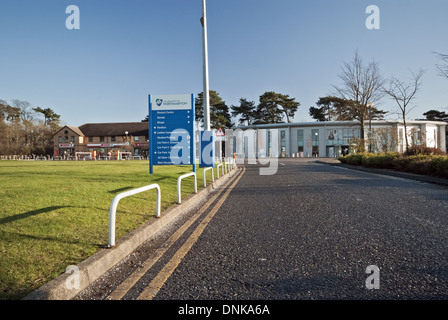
24;166;241;300
315;158;448;187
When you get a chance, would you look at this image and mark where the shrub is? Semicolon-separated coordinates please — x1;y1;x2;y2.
405;145;446;156
339;151;448;179
407;154;432;175
427;156;448;178
369;153;398;168
339;153;366;166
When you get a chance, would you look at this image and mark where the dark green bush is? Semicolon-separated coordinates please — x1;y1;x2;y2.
339;152;448;179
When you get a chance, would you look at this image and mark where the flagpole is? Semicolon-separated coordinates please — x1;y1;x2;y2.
202;0;211;131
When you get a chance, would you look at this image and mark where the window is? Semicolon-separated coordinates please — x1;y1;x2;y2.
134;136;139;141
312;129;319;146
65;136;69;143
280;130;286;156
89;137;93;142
71;136;75;143
297;130;304;154
312;129;319;157
111;137;116;142
58;136;62;143
100;136;104;142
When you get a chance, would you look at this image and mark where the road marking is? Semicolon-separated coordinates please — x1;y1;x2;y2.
136;166;246;300
105;166;245;300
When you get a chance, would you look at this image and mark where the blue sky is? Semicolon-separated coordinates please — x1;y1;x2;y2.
0;0;447;126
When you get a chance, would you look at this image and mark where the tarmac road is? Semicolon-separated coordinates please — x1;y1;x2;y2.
76;158;448;301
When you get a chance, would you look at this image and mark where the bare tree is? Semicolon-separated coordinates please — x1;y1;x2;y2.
11;99;34;122
333;51;385;149
382;69;424;152
434;52;448;79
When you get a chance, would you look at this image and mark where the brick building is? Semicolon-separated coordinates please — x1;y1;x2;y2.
53;122;149;159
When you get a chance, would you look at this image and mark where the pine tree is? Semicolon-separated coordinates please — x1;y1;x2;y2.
231;98;256;126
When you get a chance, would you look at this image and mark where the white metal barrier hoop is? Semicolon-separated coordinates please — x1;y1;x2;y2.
224;161;230;173
216;163;223;178
203;167;214;188
177;172;197;204
108;183;161;247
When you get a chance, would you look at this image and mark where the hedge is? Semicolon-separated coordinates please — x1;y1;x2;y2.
338;152;448;179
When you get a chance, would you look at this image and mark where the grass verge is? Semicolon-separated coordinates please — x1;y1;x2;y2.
0;160;214;299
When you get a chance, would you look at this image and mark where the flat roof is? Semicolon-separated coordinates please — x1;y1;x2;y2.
235;119;448;130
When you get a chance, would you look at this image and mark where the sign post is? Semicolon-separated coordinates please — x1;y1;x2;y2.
149;94;196;174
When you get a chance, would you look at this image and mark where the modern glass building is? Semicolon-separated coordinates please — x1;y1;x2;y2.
226;120;447;158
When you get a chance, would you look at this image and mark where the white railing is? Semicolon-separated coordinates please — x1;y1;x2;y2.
203;167;214;187
177;172;197;204
108;183;161;247
216;163;223;178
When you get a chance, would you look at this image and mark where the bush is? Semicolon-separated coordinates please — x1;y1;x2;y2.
364;152;400;169
405;145;446;156
339;152;400;169
339;153;366;166
339;152;448;179
427;156;448;178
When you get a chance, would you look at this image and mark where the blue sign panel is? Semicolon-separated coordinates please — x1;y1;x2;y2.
149;94;196;174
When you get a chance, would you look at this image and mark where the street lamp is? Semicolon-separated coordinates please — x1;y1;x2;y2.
124;131;129;149
201;0;211;131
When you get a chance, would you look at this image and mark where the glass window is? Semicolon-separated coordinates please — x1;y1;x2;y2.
89;137;93;142
326;129;335;146
65;136;69;143
71;136;75;143
280;130;286;147
297;130;304;147
280;130;286;156
100;136;104;142
134;136;140;141
267;130;271;157
312;129;319;146
58;136;62;143
111;137;116;142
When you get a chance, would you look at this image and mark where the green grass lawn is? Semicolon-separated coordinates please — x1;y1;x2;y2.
0;160;214;299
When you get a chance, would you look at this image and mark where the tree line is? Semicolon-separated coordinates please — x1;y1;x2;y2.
186;50;447;153
143;90;301;129
0;99;61;155
308;51;448;152
3;51;445;156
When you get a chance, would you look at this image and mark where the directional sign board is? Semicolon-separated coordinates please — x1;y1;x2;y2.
149;94;196;174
